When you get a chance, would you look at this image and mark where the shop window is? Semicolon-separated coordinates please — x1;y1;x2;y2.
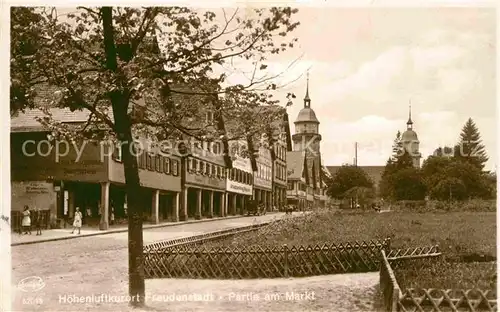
164;158;171;174
172;160;179;176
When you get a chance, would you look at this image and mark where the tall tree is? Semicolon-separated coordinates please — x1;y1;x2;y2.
454;118;488;170
326;165;374;199
390;130;403;162
11;7;300;306
395;147;414;170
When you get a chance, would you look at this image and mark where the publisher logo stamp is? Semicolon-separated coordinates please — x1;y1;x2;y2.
18;276;45;292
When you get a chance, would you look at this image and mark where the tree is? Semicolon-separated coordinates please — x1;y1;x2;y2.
379;130;414;199
390;168;427;200
11;7;300;306
391;130;403;162
454;118;488;170
343;186;376;208
421;155;454;191
326;165;374;199
395;147;414;170
429;177;466;201
421;153;493;200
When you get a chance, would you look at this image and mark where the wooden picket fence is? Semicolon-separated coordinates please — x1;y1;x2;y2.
144;239;390;279
398;288;497;312
380;249;497;312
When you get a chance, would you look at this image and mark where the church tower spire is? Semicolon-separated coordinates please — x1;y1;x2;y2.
304;70;311;108
406;100;413;130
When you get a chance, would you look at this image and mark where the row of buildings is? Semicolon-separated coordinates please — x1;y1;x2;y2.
11;76;329;230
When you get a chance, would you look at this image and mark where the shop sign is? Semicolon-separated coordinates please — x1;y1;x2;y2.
226;180;253;195
25;182;50;194
186;173;225;189
254;177;272;190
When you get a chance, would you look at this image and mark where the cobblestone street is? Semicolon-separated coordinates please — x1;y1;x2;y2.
11;214;285;311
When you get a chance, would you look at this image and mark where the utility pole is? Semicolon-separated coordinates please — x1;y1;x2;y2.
354;142;358;166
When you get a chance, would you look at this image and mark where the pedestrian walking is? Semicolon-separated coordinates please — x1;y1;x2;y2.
34;207;43;235
71;207;83;234
21;205;31;235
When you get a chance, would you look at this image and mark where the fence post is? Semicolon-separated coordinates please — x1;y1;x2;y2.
384;238;391;254
391;286;400;312
283;244;289;278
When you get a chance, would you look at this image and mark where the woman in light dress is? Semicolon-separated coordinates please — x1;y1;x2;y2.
21;205;31;235
71;207;83;234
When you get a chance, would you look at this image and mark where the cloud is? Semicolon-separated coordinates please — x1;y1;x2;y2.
307;28;495;121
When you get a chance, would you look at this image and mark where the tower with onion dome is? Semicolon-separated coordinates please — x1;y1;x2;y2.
401;104;421;168
292;71;324;206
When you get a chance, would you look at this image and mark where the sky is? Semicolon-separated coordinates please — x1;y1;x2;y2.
228;7;497;170
29;5;498;171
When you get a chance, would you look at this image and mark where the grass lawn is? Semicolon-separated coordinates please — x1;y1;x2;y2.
205;209;496;259
394;259;496;291
202;208;496;290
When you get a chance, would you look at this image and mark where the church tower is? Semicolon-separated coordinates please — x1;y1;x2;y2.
292;72;323;200
401;104;421;168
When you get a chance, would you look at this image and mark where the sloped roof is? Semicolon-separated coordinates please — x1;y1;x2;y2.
326;165;385;189
295;107;319;123
10;108;102;132
286;151;306;180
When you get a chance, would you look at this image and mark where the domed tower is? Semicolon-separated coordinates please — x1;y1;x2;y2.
292;72;322;191
401;104;421;168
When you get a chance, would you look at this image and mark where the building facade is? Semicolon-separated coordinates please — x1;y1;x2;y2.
11;108;182;230
226;141;254;215
182;140;227;220
253;146;273;210
286;151;308;210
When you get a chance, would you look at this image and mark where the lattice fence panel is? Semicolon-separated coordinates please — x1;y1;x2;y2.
387;245;442;269
144;239;389;279
398;288;497;312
